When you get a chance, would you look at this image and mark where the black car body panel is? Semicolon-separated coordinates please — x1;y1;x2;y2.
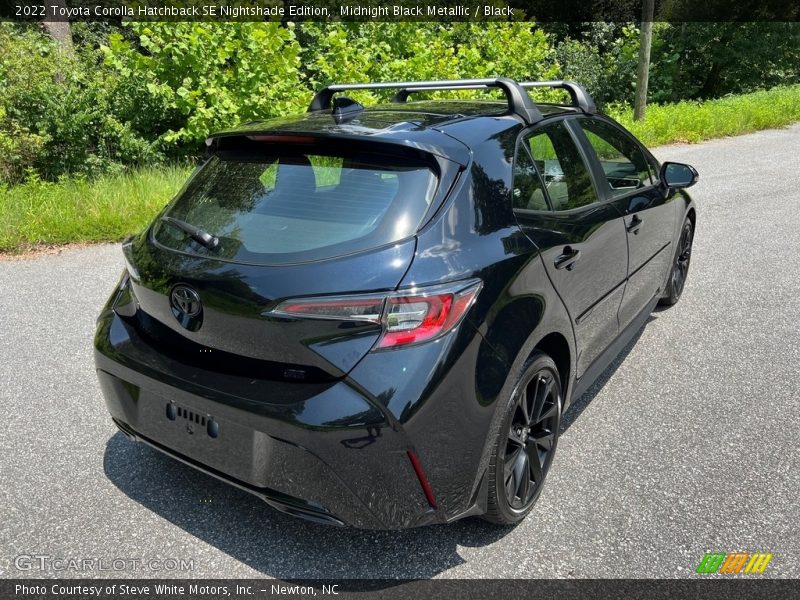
127;234;416;377
95;80;696;528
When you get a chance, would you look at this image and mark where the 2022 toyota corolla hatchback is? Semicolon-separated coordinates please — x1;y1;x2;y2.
95;78;697;528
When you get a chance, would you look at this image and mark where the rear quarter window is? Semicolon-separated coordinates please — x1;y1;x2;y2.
154;147;438;265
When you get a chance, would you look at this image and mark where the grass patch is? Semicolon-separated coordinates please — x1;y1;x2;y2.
609;85;800;146
0;165;190;253
2;85;800;254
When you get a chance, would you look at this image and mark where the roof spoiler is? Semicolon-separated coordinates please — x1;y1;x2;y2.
308;78;597;125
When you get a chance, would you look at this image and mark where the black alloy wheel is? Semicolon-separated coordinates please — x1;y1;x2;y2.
661;218;694;306
484;352;562;524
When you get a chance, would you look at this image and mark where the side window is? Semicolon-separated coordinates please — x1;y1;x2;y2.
512;145;549;212
578;119;653;197
525;121;596;211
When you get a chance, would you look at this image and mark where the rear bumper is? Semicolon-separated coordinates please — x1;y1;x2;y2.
94;310;440;529
109;416;345;527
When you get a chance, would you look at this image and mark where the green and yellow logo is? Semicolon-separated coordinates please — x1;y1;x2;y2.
696;552;773;574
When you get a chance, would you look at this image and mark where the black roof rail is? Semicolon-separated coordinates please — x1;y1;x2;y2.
308;78;543;124
519;80;597;114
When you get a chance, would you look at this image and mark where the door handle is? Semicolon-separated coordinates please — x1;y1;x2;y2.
554;246;581;271
627;214;643;234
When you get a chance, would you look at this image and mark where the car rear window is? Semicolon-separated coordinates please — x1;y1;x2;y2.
153;147;438;264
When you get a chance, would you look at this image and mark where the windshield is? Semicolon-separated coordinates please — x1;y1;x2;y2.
153;147;438;265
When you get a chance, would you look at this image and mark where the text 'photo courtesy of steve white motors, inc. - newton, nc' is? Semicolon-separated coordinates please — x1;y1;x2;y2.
14;582;339;597
19;2;516;19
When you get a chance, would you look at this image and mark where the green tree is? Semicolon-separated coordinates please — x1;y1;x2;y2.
0;23;155;182
102;22;308;147
649;23;800;102
297;22;557;104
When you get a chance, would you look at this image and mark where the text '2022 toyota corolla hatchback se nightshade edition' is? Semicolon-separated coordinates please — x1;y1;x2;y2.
95;78;698;529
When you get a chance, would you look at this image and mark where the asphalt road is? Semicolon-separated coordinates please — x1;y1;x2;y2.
1;125;799;580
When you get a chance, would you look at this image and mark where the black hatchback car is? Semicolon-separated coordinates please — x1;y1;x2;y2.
95;78;697;529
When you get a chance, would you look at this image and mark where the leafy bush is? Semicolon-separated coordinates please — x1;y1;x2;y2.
548;22;800;107
101;22;309;147
0;106;47;183
551;23;639;107
298;22;557;104
100;22;558;147
649;23;800;103
0;23;158;183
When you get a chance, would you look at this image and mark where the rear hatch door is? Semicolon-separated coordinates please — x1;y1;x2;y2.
122;135;460;382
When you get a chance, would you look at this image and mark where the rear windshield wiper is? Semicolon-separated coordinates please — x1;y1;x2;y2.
160;216;219;250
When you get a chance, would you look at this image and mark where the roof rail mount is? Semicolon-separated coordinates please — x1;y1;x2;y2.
519;81;597;114
331;97;364;124
308;78;597;125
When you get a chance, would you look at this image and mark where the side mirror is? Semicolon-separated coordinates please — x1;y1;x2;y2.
660;161;699;189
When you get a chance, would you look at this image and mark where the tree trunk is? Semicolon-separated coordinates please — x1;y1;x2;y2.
42;0;73;54
634;0;655;121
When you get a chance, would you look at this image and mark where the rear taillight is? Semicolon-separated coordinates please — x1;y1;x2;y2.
379;283;481;348
275;295;385;323
271;280;482;350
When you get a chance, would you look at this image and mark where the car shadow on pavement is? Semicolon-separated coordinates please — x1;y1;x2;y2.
103;433;512;579
102;314;659;579
560;315;655;433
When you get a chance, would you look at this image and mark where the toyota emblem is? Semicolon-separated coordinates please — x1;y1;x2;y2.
170;285;202;317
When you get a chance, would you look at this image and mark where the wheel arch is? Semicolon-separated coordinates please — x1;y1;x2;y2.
686;206;696;230
529;331;572;408
467;324;573;522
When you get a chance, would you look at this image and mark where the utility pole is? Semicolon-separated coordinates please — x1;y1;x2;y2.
634;0;655;121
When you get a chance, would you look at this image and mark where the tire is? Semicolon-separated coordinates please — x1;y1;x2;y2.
660;217;694;306
483;352;562;525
